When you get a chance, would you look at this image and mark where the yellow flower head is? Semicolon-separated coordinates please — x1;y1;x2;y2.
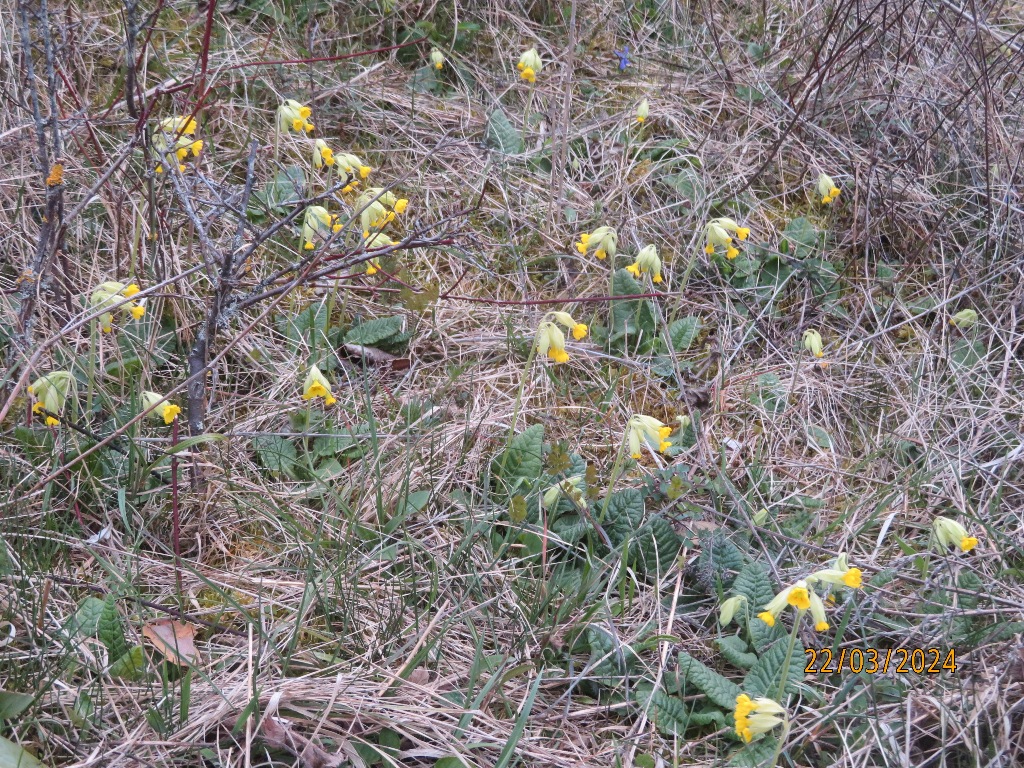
932;516;978;554
363;232;395;275
158;116;197;137
430;48;445;70
154;117;203;174
628;244;663;283
89;281;145;331
808;553;864;591
313;139;335;169
277;99;314;134
535;321;569;364
759;579;817;627
575;226;617;260
141;391;181;425
816;173;841;204
550;311;588;341
627;415;672;459
734;694;786;743
302;206;342;250
704;222;733;256
802;329;824;358
517;47;542;82
636;98;649;123
28;371;74;426
357;188;408;233
302;365;336;406
335;152;372;183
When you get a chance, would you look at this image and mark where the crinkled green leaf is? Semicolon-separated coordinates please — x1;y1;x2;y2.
600;488;645;547
669;316;702;351
252;435;297;476
744;637;805;698
781;217;819;259
108;645;147;681
729;736;780;766
63;597;106;638
630;516;681;575
676;651;743;709
697;531;746;587
344;315;405;346
493;424;545;488
634;685;691;736
716;635;758;670
485;109;523;154
98;595;128;662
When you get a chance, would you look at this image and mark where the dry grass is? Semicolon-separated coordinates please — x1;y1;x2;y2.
2;0;1024;766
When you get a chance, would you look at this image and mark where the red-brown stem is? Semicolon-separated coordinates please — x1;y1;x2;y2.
171;416;181;598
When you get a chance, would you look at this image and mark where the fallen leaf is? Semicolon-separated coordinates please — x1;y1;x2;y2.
341;343;396;365
141;619;200;667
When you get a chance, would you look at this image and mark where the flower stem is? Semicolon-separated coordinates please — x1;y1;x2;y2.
767;718;790;768
85;319;97;419
597;432;628;525
775;608;804;701
171;416;182;602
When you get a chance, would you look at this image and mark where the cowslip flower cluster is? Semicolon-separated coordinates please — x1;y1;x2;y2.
733;694;786;743
704;217;750;260
28;371;74;426
154;116;203;174
363;232;395;275
932;516;979;553
277;99;314;134
757;555;863;632
625;244;663;283
301;206;342;250
141;391;181;425
636;99;649;124
802;329;824;358
90;281;146;332
627;415;672;459
535;311;588;364
313;139;335;170
816;173;841;205
517;47;542;83
430;48;445;70
357;188;409;236
301;365;336;406
575;226;617;261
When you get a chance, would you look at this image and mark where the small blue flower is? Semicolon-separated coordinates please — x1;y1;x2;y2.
614;46;630;71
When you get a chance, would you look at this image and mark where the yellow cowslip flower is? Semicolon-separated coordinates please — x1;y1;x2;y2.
141;391;181;425
158;116;197;137
704;221;737;259
625;244;663;283
575;226;618;260
90;281;146;332
535;311;587;364
808;589;829;631
334;153;372;187
802;329;824;358
277;99;314;134
734;694;786;743
757;579;812;627
357;188;409;234
28;371;74;427
550;310;588;341
719;595;747;627
950;309;978;328
517;47;542;83
301;365;336;406
430;48;445;70
313;139;335;169
301;206;342;251
363;232;395;275
636;98;649;124
627;414;673;459
809;553;863;590
932;516;979;553
154;117;202;174
816;173;840;204
713;217;751;241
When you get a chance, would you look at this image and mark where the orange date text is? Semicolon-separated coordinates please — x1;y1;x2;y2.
805;647;956;674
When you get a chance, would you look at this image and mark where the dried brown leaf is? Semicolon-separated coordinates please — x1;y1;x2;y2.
141;619;201;667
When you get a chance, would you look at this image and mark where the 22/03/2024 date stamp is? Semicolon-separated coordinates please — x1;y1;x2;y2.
805;647;956;674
